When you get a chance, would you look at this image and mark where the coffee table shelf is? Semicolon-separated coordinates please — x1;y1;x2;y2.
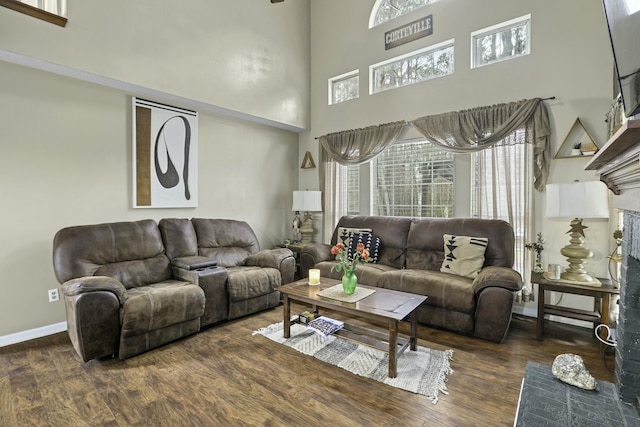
278;278;427;378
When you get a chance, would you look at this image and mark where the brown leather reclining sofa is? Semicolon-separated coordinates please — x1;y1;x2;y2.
300;215;523;343
53;218;295;362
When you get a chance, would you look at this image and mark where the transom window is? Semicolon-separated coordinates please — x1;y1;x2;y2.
369;0;440;28
328;70;360;105
0;0;67;26
370;40;454;94
372;138;455;217
471;14;530;69
18;0;65;14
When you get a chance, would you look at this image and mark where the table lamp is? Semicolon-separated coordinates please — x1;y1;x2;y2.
545;181;610;285
292;190;322;244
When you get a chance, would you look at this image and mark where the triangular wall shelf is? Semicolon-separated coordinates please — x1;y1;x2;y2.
554;118;599;159
300;151;316;169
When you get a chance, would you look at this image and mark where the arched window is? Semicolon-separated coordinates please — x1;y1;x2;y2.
369;0;439;28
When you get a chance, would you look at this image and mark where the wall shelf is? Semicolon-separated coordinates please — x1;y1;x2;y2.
554;118;599;159
585;119;640;171
585;119;640;199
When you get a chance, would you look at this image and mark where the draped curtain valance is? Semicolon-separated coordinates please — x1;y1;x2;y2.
409;98;551;191
318;120;406;166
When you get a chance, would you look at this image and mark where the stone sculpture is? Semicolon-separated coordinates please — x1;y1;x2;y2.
551;353;597;390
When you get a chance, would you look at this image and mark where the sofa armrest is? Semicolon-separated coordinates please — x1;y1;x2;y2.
245;248;295;284
300;243;333;278
246;248;293;269
61;276;127;304
172;265;230;326
472;266;522;294
61;276;124;361
171;255;218;270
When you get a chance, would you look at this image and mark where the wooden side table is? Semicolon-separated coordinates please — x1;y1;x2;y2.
532;272;619;341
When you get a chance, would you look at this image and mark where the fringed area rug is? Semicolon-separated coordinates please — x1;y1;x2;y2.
253;322;453;404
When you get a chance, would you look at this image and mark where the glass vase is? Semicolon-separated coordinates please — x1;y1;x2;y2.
342;268;357;295
533;251;544;273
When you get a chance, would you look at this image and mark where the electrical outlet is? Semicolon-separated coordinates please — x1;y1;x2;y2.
48;288;59;302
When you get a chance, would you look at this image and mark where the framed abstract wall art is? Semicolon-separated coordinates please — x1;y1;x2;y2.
132;98;198;208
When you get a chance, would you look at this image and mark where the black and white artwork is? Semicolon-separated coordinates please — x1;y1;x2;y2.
133;98;198;208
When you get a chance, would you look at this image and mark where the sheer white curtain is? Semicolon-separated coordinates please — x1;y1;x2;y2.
472;135;535;302
319;150;348;243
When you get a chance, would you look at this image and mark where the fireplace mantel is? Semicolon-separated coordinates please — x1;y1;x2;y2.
586;119;640;212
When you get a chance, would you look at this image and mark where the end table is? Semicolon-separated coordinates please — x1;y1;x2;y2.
531;272;619;341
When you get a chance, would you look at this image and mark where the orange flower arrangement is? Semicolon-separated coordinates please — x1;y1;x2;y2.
330;242;372;273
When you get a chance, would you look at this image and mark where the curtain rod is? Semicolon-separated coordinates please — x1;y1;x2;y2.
313;96;556;139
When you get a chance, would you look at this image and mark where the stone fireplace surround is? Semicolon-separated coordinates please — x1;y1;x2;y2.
617;211;640;404
586;119;640;405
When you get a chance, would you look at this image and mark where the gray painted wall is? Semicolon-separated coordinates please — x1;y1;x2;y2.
301;0;616;317
0;1;309;338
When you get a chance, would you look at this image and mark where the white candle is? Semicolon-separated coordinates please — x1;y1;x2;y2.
309;269;320;285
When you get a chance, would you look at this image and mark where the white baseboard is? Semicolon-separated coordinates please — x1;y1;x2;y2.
0;321;67;348
512;306;592;329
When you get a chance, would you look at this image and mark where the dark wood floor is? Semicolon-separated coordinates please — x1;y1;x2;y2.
0;304;615;427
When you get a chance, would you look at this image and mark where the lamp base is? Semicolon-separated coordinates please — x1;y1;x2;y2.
560;271;598;284
560;219;597;285
299;212;314;244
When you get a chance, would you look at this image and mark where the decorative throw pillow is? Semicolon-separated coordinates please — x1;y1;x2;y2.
337;227;372;247
440;234;488;279
347;232;382;264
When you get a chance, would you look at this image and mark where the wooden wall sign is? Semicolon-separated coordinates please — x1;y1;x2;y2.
385;15;433;50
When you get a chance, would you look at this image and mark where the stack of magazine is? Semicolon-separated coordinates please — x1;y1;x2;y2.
306;316;344;337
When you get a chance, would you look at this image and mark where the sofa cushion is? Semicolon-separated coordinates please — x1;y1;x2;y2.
226;266;281;302
332;216;411;269
440;234;488;279
120;280;205;337
314;260;395;285
192;218;260;266
347;232;382;263
378;269;476;314
159;218;199;260
405;218;515;270
53;219;173;289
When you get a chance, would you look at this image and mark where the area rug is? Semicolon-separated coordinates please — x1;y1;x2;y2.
253;322;453;403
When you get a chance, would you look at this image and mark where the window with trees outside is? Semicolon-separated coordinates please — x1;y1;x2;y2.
346;139;455;218
329;70;359;105
471;15;530;69
347;165;360;215
344;134;529;280
370;40;454;94
369;0;440;28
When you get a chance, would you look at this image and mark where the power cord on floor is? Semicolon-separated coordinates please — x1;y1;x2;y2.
596;323;617;374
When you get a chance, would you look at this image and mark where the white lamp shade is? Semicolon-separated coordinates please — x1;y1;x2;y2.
545;181;610;219
292;190;322;212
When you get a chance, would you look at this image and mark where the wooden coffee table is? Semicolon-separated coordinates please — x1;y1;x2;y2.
278;277;427;378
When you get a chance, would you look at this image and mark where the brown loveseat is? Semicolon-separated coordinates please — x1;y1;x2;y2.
53;218;295;362
300;215;522;343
